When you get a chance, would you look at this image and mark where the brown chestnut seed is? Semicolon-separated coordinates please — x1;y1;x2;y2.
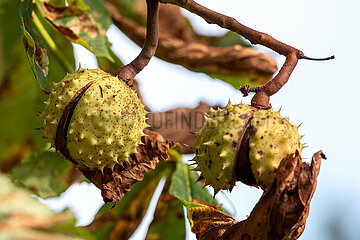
235;127;257;186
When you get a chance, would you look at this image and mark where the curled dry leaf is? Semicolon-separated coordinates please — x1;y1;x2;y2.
107;2;277;88
86;162;166;240
186;204;237;240
158;3;200;43
82;129;172;203
147;102;218;154
186;151;324;240
106;0;247;46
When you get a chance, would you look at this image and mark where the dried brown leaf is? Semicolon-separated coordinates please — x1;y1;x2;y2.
186;151;324;240
86;157;173;239
147;102;218;153
187;204;236;240
158;4;199;43
40;1;113;61
41;3;81;41
107;2;277;85
81;129;172;203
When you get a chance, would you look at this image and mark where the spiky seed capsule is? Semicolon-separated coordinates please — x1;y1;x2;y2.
42;67;148;170
193;102;303;193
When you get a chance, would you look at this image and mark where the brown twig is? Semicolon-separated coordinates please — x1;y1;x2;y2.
159;0;334;107
117;0;159;85
240;53;298;96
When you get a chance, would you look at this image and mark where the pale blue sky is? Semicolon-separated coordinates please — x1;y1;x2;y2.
42;0;360;239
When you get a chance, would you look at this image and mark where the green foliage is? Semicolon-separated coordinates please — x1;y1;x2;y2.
37;0;114;62
147;196;186;240
89;161;171;239
0;0;45;163
0;0;278;238
10;145;75;198
20;0;49;88
169;162;229;215
146;180;186;240
20;0;75;89
210;31;251;48
204;71;272;89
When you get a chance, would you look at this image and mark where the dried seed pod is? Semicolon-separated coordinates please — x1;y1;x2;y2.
193;102;302;193
42;68;148;170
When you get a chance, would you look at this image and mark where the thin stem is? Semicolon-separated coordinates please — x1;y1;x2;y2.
32;12;74;73
254;54;298;96
300;55;335;61
240;54;298;107
117;0;159;84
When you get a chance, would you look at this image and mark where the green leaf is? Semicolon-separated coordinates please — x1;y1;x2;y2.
68;0;90;12
169;162;218;206
203;71;273;89
88;161;172;240
10;145;76;198
19;0;75;89
146;177;186;240
0;173;94;240
106;0;147;26
210;31;251;48
0;0;74;188
39;0;114;62
44;20;76;84
20;0;49;89
97;46;124;75
0;0;46;169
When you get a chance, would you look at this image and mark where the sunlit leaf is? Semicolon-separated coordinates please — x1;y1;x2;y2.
169;162;222;208
10;145;79;198
146;177;186;240
34;6;75;83
0;0;46;169
0;1;75;197
39;0;114;61
19;0;75;89
20;0;49;88
97;46;124;75
184;202;236;240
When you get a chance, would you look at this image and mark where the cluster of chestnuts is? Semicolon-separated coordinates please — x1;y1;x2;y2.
42;67;302;193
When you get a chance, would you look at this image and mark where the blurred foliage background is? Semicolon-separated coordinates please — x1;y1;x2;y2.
0;0;359;239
